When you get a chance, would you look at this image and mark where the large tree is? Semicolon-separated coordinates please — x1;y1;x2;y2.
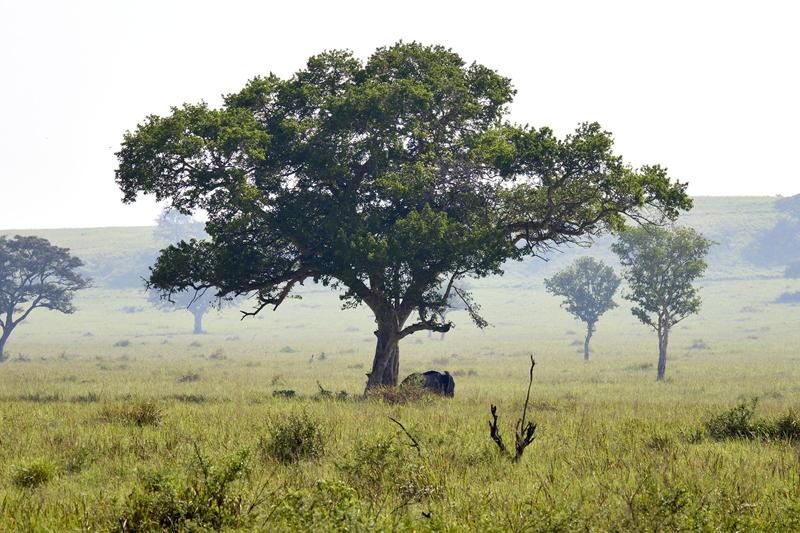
0;235;90;361
115;42;691;389
612;227;711;381
544;257;620;361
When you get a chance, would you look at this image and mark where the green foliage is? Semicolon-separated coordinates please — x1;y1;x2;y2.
115;42;690;385
99;399;163;426
337;438;439;506
119;448;250;531
261;412;325;463
612;226;711;331
705;398;759;440
705;399;800;442
11;459;56;489
544;256;620;334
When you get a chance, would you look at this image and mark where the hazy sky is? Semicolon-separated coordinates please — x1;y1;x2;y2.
1;0;798;229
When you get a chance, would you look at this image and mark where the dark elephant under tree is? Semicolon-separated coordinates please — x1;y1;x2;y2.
401;371;455;397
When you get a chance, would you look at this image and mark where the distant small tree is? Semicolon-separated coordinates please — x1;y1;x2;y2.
148;289;235;334
544;257;620;361
153;208;206;244
0;235;90;360
785;260;800;279
612;227;711;381
429;284;471;340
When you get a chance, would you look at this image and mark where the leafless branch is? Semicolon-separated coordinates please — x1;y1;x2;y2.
388;416;421;453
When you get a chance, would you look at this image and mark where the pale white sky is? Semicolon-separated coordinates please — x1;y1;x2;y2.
1;0;798;229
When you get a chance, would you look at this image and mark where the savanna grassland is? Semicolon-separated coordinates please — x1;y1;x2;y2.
1;197;800;531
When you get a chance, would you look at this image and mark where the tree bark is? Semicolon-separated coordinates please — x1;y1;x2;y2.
366;318;401;389
192;311;204;335
584;322;594;361
382;343;400;384
656;327;669;381
0;327;11;362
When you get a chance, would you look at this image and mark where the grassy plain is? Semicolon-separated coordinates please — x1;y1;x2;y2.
1;196;800;531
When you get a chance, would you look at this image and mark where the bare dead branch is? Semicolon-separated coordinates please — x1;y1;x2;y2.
388;416;421;453
488;355;537;463
489;404;507;454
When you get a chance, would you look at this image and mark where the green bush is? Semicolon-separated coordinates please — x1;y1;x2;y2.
261;412;325;463
119;449;250;531
337;438;439;506
758;410;800;441
267;480;368;531
705;400;800;442
705;399;758;440
12;459;56;488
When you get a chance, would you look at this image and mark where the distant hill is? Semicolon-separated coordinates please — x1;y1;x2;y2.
1;196;788;289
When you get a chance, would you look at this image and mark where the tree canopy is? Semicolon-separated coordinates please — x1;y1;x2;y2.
544;257;620;360
612;226;711;380
0;235;90;360
116;42;691;388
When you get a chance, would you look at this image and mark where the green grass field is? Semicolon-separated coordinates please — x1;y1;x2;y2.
1;196;800;531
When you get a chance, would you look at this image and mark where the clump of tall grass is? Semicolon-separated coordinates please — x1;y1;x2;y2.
365;384;433;404
100;399;163;427
12;459;56;488
260;412;325;464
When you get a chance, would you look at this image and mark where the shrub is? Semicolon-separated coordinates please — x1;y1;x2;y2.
705;400;800;442
705;399;758;440
70;392;100;403
168;394;207;404
12;459;56;488
119;449;250;531
261;413;325;463
338;438;439;506
758;410;800;441
209;349;226;360
18;393;61;403
267;480;366;530
100;399;163;427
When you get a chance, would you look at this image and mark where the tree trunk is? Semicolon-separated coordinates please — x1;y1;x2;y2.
192;311;204;335
0;327;11;362
583;322;594;361
656;328;669;381
366;320;400;389
382;343;400;384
